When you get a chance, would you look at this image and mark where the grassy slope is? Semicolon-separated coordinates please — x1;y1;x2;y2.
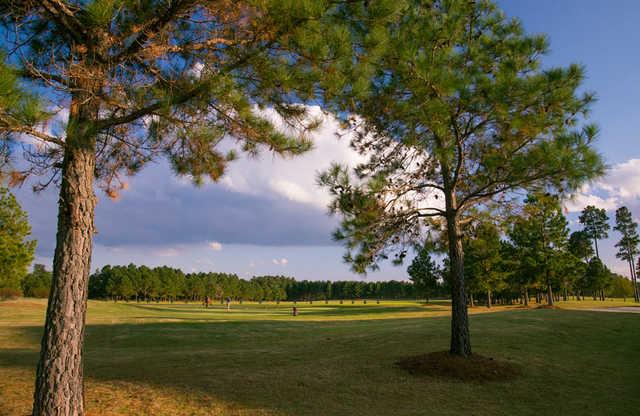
0;299;638;416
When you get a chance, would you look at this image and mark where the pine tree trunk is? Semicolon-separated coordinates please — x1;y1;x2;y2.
32;144;96;416
546;284;554;306
486;290;491;308
523;288;529;306
445;206;471;357
33;91;98;416
630;259;639;302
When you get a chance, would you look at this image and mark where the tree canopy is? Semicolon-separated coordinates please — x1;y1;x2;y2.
579;205;610;259
407;246;442;302
613;206;639;302
0;187;36;298
0;1;402;414
320;0;604;356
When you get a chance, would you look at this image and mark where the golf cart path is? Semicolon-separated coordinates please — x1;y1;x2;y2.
578;307;640;314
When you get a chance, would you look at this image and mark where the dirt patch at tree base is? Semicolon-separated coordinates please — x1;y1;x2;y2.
395;351;520;382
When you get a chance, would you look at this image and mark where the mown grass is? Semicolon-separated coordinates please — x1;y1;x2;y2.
0;298;638;416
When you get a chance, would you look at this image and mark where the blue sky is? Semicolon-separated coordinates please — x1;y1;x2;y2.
11;1;640;280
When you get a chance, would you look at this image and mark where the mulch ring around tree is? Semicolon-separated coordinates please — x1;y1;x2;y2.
395;351;521;382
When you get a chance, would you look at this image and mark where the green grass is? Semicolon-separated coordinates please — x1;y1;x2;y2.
1;299;639;415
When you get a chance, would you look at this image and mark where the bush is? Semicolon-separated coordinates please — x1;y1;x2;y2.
0;287;22;300
21;264;52;298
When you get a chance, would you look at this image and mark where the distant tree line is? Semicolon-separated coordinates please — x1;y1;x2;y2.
85;264;418;303
407;195;639;307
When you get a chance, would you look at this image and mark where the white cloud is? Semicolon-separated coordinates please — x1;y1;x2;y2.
564;193;619;213
598;158;640;199
565;158;640;214
272;258;288;266
208;241;223;251
219;106;367;210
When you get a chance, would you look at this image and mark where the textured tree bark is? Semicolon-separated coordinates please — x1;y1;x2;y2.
630;260;639;303
33;96;97;416
546;284;554;306
445;197;471;357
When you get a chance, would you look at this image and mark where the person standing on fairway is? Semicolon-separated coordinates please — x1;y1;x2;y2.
226;297;231;311
204;296;210;309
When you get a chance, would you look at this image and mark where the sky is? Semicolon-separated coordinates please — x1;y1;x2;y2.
10;1;640;280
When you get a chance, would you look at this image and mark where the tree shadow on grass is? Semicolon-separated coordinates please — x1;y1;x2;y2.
119;302;450;318
0;315;468;415
2;310;640;416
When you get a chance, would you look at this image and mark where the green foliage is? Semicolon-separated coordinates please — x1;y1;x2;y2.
0;187;36;298
0;0;401;194
568;230;594;261
320;0;604;273
584;258;612;295
0;56;48;178
88;264;417;302
21;264;52;298
407;246;443;301
613;206;639;263
464;221;506;304
508;193;570;293
607;274;634;298
0;56;46;128
578;205;610;258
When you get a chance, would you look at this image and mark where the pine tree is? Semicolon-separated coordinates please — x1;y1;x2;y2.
509;194;569;307
320;0;603;356
21;264;53;298
0;187;36;298
585;257;612;300
0;2;397;414
568;230;595;262
464;221;505;309
407;246;441;302
579;205;610;259
613;206;639;302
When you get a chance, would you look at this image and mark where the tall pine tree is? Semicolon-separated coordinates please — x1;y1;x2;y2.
614;206;639;302
464;221;505;308
579;205;610;259
0;1;398;414
568;230;595;262
320;0;603;356
509;194;569;306
407;245;441;302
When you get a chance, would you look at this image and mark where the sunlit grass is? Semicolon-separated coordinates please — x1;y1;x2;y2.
1;298;638;415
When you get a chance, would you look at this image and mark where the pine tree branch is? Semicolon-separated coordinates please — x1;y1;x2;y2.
113;0;196;62
41;0;88;45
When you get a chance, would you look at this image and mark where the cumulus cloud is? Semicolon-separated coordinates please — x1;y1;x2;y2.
272;258;288;266
598;158;640;199
11;106;365;256
219;106;367;210
565;158;640;215
564;192;619;213
208;241;223;251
